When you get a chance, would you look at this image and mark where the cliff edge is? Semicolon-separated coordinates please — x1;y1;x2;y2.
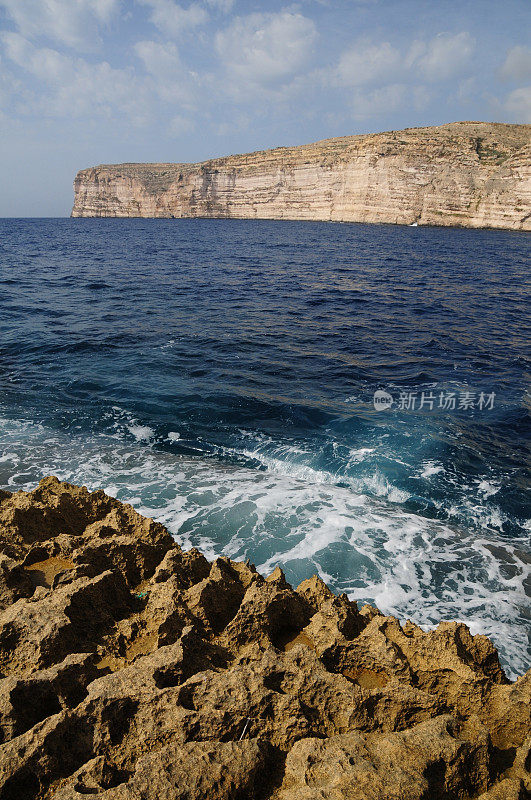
0;477;529;799
72;122;531;230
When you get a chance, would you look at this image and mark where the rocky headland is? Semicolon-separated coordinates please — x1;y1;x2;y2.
0;477;529;799
71;122;531;230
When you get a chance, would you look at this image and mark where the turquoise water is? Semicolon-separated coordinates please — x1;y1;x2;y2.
0;218;529;675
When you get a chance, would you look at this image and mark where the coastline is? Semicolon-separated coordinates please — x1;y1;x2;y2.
71;122;531;231
0;477;529;799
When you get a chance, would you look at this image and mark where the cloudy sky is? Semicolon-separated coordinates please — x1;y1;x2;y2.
0;0;529;216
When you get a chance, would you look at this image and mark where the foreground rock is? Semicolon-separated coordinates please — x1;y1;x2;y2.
71;122;531;230
0;477;528;799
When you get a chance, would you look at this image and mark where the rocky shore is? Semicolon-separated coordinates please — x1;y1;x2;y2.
71;122;531;230
0;477;529;799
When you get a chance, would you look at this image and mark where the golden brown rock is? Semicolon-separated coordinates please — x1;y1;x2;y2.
0;477;528;799
71;122;531;230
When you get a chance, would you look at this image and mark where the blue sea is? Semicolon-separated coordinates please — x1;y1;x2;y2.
0;218;529;676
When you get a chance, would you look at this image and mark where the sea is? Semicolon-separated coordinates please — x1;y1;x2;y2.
0;218;529;677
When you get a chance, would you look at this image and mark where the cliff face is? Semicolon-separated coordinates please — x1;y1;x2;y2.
0;477;529;799
72;122;531;229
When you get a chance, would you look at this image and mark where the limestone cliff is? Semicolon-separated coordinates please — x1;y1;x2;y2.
72;122;531;229
0;477;529;799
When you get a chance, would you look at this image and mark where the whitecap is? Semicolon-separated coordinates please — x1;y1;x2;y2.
477;480;500;498
420;461;444;478
126;424;154;442
0;410;528;678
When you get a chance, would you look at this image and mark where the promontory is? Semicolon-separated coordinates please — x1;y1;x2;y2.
72;121;531;229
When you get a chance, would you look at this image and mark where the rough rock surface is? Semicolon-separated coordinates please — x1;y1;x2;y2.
71;122;531;230
0;477;529;799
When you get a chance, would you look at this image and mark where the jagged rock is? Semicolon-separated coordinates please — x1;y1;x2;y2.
218;575;311;652
0;653;96;742
275;715;491;800
71;122;531;231
0;478;528;800
295;575;364;657
0;570;133;676
185;557;254;636
52;739;268;799
476;736;531;799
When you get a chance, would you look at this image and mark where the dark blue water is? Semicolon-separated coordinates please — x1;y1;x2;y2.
0;218;529;675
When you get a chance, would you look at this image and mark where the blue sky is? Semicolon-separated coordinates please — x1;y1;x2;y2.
0;0;529;216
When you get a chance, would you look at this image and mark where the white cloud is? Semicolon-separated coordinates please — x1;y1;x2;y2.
2;32;67;79
135;39;181;77
336;41;401;87
404;40;425;70
409;32;475;81
134;40;192;102
139;0;208;37
0;32;145;121
500;46;531;82
0;0;119;50
1;30;199;129
351;83;406;119
505;86;531;123
330;31;474;116
215;11;317;90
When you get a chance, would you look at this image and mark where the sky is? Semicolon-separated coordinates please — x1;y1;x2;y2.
0;0;530;216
